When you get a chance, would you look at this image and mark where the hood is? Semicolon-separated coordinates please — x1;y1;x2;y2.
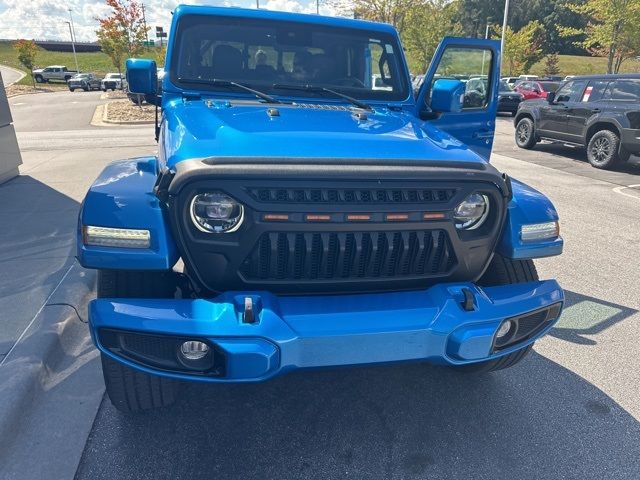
161;99;487;169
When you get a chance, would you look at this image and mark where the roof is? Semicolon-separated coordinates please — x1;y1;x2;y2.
173;4;398;35
568;74;640;80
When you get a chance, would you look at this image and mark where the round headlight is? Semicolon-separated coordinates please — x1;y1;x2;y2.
190;192;244;233
454;193;490;230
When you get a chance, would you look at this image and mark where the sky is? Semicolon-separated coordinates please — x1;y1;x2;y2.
0;0;340;42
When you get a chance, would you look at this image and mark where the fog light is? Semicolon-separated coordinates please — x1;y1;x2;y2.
496;320;514;339
180;341;209;361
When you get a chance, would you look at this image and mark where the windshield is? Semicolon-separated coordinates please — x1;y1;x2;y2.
170;14;409;101
499;80;511;91
540;81;560;92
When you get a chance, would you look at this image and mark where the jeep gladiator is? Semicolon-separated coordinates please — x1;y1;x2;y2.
78;5;564;413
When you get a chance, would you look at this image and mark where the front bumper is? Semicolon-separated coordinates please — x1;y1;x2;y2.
90;280;563;382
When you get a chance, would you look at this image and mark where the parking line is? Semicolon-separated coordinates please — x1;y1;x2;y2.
612;184;640;201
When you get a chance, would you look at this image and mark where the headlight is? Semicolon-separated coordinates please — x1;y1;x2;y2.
453;193;490;230
190;192;244;233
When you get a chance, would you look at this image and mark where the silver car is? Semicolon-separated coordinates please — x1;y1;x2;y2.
68;73;102;92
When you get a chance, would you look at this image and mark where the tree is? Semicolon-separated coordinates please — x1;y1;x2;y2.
96;29;128;79
329;0;461;73
13;39;38;87
543;53;560;76
402;0;462;73
494;21;546;76
96;0;149;59
560;0;640;73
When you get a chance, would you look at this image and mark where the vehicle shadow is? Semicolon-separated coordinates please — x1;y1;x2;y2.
533;142;640;173
549;290;638;345
0;175;79;354
78;350;640;480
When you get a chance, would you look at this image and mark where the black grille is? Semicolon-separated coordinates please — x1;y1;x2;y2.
240;230;456;282
247;187;457;204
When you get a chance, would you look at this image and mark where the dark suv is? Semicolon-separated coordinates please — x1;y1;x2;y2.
514;74;640;169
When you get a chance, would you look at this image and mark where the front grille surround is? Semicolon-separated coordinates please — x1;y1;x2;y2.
168;177;507;295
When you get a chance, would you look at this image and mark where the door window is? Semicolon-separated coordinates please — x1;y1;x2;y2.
582;80;610;102
431;47;493;109
608;80;640;101
554;80;587;102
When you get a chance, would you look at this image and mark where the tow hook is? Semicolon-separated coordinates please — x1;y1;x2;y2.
460;288;476;312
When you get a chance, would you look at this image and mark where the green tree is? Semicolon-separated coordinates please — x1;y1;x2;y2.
13;39;38;87
402;0;462;73
560;0;640;73
494;21;546;75
543;53;561;76
96;29;128;79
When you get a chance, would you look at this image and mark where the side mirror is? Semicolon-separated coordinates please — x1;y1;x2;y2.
430;79;465;113
126;58;157;95
546;91;555;104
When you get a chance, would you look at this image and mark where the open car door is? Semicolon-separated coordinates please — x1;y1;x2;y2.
415;37;501;161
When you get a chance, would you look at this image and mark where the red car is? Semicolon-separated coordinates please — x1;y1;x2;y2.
514;80;561;100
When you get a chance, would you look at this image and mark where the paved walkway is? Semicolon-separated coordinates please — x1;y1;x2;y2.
0;65;25;86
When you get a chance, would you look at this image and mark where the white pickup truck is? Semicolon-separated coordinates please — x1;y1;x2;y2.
32;65;78;83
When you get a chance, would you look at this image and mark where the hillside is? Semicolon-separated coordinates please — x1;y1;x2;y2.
0;41;163;85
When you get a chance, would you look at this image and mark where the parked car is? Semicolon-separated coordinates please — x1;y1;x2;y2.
32;65;77;83
514;80;561;100
514;74;640;169
563;75;575;82
101;73;124;91
498;80;523;115
78;6;564;413
501;77;519;89
412;74;425;94
540;76;563;82
517;74;539;81
68;73;102;92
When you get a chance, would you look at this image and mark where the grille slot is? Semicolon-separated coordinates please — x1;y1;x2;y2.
240;230;456;282
247;187;457;204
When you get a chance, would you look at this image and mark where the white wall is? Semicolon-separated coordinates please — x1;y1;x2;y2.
0;71;22;184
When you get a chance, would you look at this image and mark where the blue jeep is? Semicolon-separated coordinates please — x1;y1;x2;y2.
78;5;564;412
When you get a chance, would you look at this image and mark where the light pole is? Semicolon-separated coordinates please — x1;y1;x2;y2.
500;0;511;76
64;21;80;73
67;9;80;73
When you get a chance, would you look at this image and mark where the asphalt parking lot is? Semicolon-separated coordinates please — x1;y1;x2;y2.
3;93;640;479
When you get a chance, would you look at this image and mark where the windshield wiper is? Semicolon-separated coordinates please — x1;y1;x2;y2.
177;77;281;104
272;83;372;111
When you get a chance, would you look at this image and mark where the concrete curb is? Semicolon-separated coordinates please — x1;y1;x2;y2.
0;263;103;480
102;101;155;125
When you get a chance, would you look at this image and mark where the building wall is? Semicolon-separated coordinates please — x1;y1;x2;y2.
0;70;22;184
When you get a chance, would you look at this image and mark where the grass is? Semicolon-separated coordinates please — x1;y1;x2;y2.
526;54;640;77
0;41;163;86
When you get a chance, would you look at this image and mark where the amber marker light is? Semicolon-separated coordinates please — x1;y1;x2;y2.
346;214;371;221
306;214;332;222
423;212;446;220
385;213;409;221
263;214;289;221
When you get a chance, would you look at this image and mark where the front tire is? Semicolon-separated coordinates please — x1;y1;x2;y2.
515;117;537;149
454;255;539;373
587;129;627;169
98;270;181;413
69;87;75;92
34;74;43;83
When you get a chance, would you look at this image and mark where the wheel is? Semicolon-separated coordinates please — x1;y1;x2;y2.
101;87;106;92
69;87;75;92
515;117;537;149
453;254;539;373
34;74;43;83
98;270;181;413
101;353;179;414
586;129;627;169
130;94;143;105
83;85;89;92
